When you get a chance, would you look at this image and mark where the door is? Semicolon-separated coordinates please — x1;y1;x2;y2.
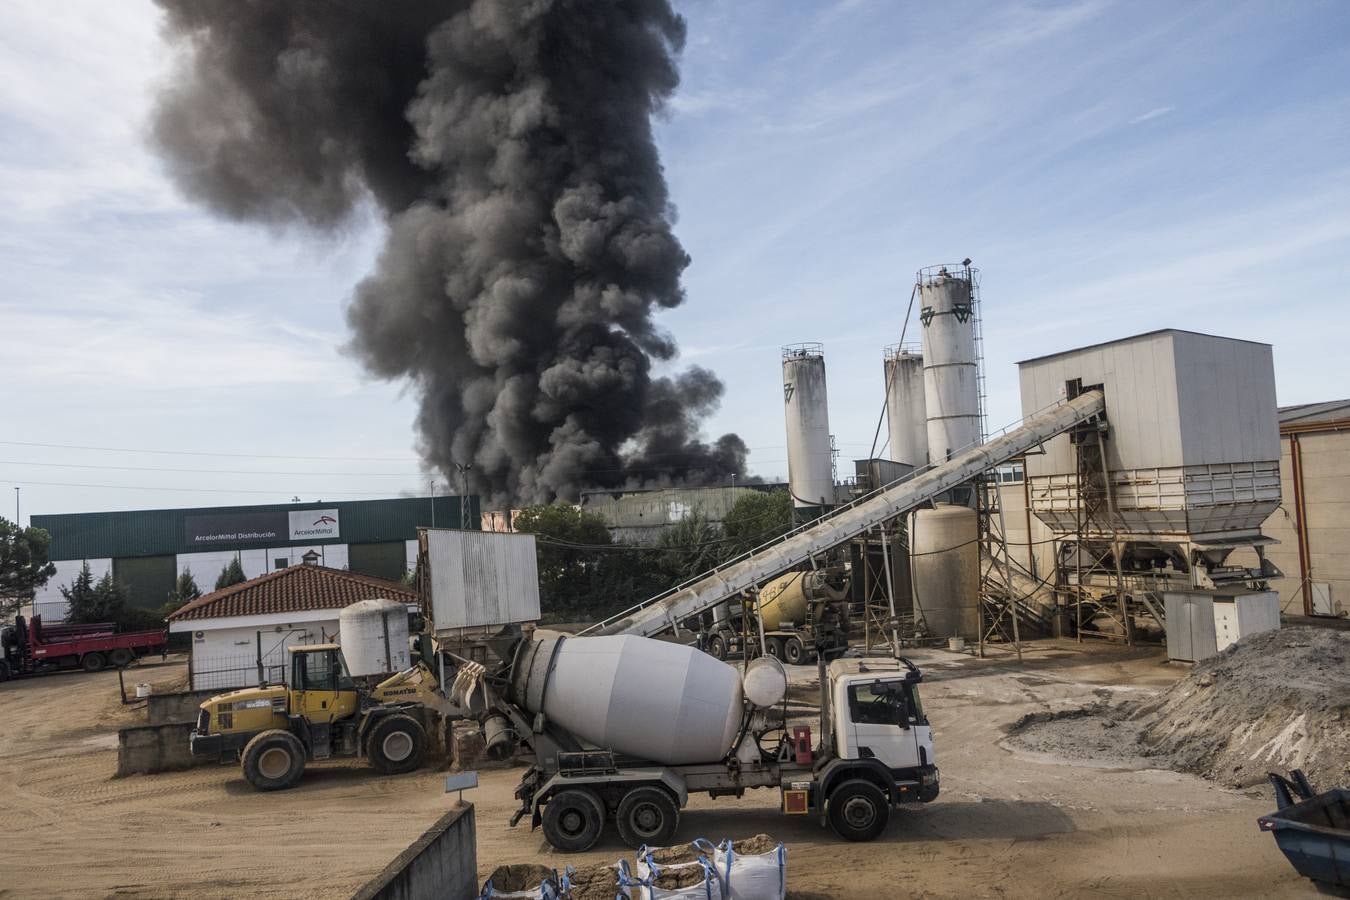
289;650;360;724
847;680;922;769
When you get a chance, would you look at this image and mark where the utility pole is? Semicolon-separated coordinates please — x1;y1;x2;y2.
456;464;472;530
14;487;19;526
429;480;436;528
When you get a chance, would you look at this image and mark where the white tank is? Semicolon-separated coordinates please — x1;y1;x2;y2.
918;267;981;463
742;656;787;708
511;633;743;765
782;344;834;510
913;503;980;638
338;598;412;677
884;345;928;468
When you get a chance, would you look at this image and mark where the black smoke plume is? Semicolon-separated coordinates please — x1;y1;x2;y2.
151;0;747;506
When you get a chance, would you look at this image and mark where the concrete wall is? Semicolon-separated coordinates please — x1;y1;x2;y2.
117;722;211;776
146;689;222;725
353;803;477;900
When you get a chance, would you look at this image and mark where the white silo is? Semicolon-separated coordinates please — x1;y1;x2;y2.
912;502;980;639
782;343;834;511
339;598;412;677
918;265;981;463
884;344;928;468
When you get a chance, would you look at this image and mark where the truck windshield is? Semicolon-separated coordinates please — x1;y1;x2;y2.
849;681;923;727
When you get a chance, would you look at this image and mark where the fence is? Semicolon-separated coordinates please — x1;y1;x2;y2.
190;654;286;692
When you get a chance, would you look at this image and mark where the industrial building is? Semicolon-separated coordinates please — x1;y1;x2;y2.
30;496;477;620
577;483;787;545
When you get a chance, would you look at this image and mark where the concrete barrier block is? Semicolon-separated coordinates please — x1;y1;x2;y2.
353;803;477;900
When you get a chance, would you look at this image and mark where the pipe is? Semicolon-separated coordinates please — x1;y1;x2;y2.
1290;434;1313;616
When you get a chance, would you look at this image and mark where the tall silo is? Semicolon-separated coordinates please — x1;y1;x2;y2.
782;343;834;515
918;265;981;463
913;263;983;638
884;344;928;468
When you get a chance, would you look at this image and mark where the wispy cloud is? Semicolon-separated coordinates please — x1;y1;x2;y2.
1130;105;1176;125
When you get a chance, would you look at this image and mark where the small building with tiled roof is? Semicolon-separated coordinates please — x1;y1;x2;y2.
168;560;416;691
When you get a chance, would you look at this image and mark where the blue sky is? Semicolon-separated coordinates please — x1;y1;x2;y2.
3;0;1348;520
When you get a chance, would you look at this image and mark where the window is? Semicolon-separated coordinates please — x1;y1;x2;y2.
848;681;923;727
294;650;354;691
274;558;288;570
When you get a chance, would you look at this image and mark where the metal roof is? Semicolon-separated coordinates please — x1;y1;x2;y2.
1278;399;1350;427
1016;329;1271;366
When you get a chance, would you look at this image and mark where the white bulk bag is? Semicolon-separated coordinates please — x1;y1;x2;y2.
624;853;722;900
699;838;786;900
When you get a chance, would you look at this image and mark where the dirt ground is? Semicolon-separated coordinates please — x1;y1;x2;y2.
0;642;1323;899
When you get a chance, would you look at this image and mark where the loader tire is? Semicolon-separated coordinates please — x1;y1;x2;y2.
827;778;890;842
242;730;306;791
81;652;106;673
615;786;679;849
366;714;427;775
542;788;605;853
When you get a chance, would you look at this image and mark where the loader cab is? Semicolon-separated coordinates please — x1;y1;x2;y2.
288;645;359;724
831;662;933;774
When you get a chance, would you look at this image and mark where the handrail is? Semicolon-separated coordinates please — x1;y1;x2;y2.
580;391;1103;637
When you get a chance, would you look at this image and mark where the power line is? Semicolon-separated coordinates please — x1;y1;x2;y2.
5;479;429;497
0;440;420;462
0;459;436;478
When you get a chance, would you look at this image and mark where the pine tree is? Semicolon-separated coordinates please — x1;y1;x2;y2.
214;557;247;590
163;568;202;616
61;563;129;624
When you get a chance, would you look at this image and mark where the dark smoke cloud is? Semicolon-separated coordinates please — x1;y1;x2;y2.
151;0;747;506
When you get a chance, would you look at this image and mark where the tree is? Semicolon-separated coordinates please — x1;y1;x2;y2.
721;490;794;557
654;510;724;583
513;505;615;619
215;557;247;590
61;563;130;624
0;516;58;618
162;568;202;617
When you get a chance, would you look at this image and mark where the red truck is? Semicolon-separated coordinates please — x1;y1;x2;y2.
0;615;167;680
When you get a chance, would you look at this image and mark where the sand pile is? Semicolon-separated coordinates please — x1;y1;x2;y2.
1010;627;1350;788
481;863;556;896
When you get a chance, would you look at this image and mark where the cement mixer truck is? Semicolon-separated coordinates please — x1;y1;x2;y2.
700;568;851;664
464;630;938;851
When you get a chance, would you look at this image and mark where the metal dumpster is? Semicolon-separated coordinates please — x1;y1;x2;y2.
1258;770;1350;896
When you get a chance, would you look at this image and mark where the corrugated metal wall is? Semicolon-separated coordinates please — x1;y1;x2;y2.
32;496;480;561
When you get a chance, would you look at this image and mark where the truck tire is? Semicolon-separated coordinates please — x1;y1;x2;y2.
109;648;133;667
0;660;10;682
615;786;680;849
783;636;807;665
366;714;427;775
542;788;605;853
707;634;728;661
81;652;106;673
827;778;890;842
242;729;307;791
764;637;785;661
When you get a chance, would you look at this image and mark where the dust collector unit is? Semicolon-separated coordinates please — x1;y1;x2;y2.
884;344;928;468
918;265;982;464
782;343;834;510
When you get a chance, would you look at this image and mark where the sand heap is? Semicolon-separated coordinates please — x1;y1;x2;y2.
1010;626;1350;789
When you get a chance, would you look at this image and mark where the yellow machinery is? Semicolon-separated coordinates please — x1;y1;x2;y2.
189;644;450;790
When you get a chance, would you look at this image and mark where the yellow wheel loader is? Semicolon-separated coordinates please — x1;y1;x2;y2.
189;644;450;790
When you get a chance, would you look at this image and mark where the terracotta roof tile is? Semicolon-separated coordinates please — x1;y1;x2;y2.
168;565;415;622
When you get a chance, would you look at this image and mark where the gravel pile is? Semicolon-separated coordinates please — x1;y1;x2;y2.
1009;627;1350;788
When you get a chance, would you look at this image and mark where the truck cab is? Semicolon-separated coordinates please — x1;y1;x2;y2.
831;661;934;777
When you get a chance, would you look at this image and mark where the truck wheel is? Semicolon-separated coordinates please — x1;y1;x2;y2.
827;778;890;842
615;786;679;849
707;634;728;661
242;730;307;791
367;714;427;775
783;636;806;665
81;652;106;673
109;648;133;667
0;660;10;682
764;637;785;661
542;788;605;853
